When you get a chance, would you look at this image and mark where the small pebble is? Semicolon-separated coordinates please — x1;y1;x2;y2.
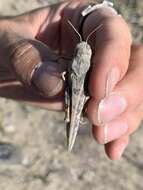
22;156;31;167
4;125;16;133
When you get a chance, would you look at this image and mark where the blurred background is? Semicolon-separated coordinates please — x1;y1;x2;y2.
0;0;142;190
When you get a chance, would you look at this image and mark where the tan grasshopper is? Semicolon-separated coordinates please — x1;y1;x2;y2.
65;21;102;151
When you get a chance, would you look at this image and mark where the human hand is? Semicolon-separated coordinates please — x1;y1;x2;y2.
0;1;142;160
85;8;143;160
0;1;86;110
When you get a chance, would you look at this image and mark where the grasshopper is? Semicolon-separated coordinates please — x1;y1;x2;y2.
65;21;102;151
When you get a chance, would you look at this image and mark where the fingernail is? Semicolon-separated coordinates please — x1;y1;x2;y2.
103;121;128;144
98;93;127;124
116;141;128;159
106;67;120;96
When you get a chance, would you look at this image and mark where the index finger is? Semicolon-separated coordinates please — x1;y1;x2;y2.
83;8;132;125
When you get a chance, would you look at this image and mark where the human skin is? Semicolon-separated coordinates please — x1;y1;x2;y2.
0;0;143;160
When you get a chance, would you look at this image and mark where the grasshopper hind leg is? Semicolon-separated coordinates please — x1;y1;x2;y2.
65;85;72;148
65;88;70;123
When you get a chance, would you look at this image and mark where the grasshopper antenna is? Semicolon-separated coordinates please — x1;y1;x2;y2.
68;20;82;42
86;24;103;43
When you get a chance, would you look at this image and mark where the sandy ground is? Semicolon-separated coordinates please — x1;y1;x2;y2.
0;0;143;190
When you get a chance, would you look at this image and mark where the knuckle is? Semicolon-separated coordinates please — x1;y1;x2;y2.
10;41;33;60
92;126;103;144
103;15;132;45
10;40;40;85
87;100;99;125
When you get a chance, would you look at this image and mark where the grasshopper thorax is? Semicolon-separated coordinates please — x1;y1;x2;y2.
72;41;92;77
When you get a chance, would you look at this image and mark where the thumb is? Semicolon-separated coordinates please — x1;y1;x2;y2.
10;38;65;98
